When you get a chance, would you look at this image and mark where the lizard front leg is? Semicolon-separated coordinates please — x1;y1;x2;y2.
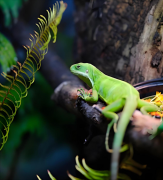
77;88;98;103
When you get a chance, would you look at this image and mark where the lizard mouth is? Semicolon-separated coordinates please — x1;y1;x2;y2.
70;69;77;75
70;65;75;73
70;66;80;76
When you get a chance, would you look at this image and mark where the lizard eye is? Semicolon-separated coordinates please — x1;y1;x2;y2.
86;70;88;73
77;65;80;69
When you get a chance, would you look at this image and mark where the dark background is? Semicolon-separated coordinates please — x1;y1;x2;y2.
0;0;79;180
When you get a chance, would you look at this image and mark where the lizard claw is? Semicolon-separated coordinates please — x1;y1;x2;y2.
77;88;90;100
77;88;84;98
77;88;83;94
77;88;84;93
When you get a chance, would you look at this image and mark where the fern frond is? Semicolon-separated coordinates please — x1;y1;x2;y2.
0;1;67;150
47;170;57;180
67;156;131;180
0;33;17;73
0;0;28;26
36;170;57;180
37;156;131;180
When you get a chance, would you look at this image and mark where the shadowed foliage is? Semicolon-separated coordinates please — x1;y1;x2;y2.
0;32;17;73
0;1;67;150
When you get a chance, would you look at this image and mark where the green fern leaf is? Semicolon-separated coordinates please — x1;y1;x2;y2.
0;1;67;150
67;156;131;180
36;170;57;180
37;156;131;180
47;170;57;180
0;33;17;73
0;0;28;26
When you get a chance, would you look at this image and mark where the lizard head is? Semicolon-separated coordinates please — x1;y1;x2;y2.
70;63;94;88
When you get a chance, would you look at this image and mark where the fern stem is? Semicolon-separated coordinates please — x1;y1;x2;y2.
0;1;67;150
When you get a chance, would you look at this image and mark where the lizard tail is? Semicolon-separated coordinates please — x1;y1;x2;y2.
110;95;138;180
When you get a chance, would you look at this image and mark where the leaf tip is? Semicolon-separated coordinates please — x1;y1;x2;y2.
36;175;42;180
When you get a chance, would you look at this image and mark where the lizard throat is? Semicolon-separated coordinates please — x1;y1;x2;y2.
73;71;94;88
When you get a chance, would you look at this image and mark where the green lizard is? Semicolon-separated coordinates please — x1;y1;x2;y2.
70;63;159;180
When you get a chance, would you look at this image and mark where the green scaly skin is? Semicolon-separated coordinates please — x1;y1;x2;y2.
70;63;159;180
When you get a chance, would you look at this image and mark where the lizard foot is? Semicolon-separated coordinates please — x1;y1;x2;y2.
77;88;90;100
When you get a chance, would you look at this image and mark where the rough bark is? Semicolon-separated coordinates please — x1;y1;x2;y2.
73;0;163;84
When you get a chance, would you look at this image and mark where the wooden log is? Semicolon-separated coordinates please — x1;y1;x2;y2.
73;0;163;84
